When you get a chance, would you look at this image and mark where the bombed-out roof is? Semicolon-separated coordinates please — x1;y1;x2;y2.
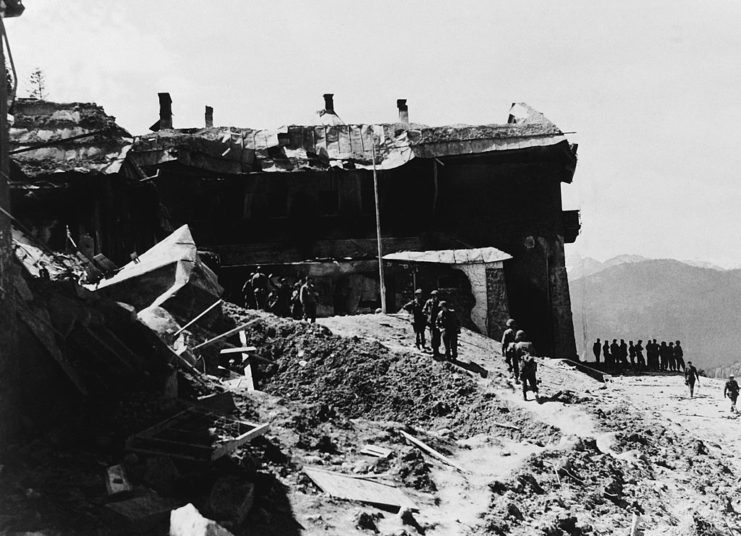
128;103;575;178
9;99;132;179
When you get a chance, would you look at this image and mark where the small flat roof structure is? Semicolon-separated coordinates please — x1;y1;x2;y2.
383;247;511;265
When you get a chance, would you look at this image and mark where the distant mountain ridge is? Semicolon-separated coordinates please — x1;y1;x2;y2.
569;258;741;370
567;254;732;281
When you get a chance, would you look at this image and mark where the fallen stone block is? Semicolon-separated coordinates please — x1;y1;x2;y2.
170;503;234;536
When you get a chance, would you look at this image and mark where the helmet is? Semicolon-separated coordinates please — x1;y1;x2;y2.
431;290;439;296
439;301;448;308
515;330;527;342
506;318;517;328
731;374;735;379
414;289;423;295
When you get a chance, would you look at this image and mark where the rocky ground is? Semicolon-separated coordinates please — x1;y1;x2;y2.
2;304;741;535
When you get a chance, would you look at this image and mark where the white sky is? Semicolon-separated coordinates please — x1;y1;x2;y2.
6;0;741;267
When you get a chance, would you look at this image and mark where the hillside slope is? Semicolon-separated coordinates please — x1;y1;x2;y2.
570;259;741;369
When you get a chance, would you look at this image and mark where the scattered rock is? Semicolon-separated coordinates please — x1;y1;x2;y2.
170;503;234;536
354;510;382;532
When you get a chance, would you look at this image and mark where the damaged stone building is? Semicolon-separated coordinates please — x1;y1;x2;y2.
8;95;580;357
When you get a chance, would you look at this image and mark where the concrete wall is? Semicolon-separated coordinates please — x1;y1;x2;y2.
486;267;511;341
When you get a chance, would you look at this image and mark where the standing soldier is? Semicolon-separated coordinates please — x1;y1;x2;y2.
251;266;269;310
592;338;601;363
515;331;537;399
635;340;646;369
724;374;739;413
502;319;518;373
300;277;318;323
241;273;255;309
628;341;636;368
403;289;428;351
685;361;700;398
270;277;292;317
667;342;677;372
603;339;611;367
513;330;536;385
619;339;628;367
423;290;442;358
674;341;685;372
659;341;669;372
290;278;304;319
610;339;620;369
436;301;460;361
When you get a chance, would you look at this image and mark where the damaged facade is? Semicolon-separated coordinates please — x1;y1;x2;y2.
8;95;580;357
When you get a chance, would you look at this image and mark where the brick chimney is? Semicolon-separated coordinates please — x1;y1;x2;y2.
397;99;409;125
323;93;335;114
205;105;213;128
158;92;172;130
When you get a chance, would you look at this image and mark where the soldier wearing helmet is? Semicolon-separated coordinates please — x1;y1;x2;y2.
403;289;428;351
501;319;518;374
423;290;442;357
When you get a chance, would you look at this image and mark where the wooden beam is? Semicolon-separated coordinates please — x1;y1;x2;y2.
173;299;223;337
191;318;260;351
399;430;467;473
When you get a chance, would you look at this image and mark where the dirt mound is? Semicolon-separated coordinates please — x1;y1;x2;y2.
221;303;488;431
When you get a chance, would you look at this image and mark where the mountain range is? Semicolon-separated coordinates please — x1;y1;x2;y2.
567;254;731;281
568;256;741;371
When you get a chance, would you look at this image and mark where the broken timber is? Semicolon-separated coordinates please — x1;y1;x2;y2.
126;408;269;461
554;359;605;382
191;318;260;351
359;445;393;458
303;467;417;511
399;430;467;473
173;299;223;337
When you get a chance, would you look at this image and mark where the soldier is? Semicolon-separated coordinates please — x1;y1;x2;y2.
436;301;460;361
513;330;536;385
635;339;646;369
610;339;620;369
251;266;269;310
668;342;677;372
674;341;685;372
515;331;537;400
603;339;611;367
659;341;669;372
290;278;304;319
685;361;700;398
592;338;601;363
269;276;292;317
501;319;518;373
619;339;628;366
241;273;255;309
724;374;739;413
300;277;318;323
423;290;442;358
628;341;636;367
403;289;428;351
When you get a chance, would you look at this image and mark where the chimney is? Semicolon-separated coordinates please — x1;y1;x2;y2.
323;93;335;114
397;99;409;125
205;105;213;128
158;92;172;130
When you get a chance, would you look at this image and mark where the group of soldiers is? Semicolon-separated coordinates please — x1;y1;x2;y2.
592;338;685;372
241;267;319;322
402;289;461;361
501;319;539;401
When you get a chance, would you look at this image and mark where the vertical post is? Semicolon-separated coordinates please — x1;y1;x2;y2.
371;139;387;313
0;12;19;447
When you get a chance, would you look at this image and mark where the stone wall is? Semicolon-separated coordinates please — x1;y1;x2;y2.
485;267;511;341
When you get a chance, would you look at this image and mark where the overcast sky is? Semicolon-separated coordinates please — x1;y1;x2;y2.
6;1;741;267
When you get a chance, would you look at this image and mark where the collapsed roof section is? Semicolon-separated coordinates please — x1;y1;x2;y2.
9;98;132;179
7;99;576;182
128;102;576;180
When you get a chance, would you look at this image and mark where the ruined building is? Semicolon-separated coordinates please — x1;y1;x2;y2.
9;95;580;356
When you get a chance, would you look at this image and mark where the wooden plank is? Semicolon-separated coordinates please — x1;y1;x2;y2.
359;445;393;458
211;422;270;460
192;319;260;351
492;422;521;431
219;346;257;355
173;299;223;337
303;467;417;511
399;430;467;473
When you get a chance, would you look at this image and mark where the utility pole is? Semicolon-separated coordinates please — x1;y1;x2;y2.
370;134;387;313
0;0;25;447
